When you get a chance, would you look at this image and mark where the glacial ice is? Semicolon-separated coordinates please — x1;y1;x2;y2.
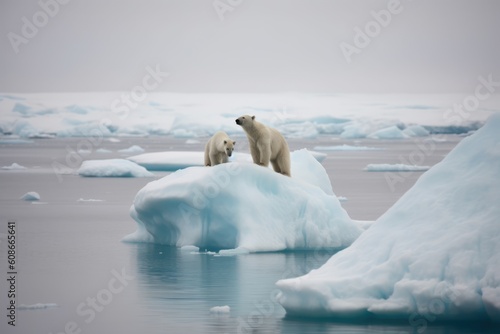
123;150;362;252
20;192;40;201
276;114;500;322
78;159;154;177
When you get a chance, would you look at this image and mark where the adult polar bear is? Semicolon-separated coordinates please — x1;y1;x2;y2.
235;115;291;177
204;131;235;166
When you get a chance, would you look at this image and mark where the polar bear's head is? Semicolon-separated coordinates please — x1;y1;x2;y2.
223;139;235;157
235;115;255;128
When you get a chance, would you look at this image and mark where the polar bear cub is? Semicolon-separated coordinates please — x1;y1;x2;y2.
204;131;236;166
235;115;291;177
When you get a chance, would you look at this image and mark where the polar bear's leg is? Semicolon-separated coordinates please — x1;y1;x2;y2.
271;160;281;173
257;141;271;166
204;141;211;166
277;153;291;177
249;143;260;165
210;153;221;166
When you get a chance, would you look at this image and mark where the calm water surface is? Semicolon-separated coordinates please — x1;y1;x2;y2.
1;137;497;333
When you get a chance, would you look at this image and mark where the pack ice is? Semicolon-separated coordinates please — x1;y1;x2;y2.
123;149;362;251
276;114;500;322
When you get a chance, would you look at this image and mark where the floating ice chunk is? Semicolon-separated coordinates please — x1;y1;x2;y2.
77;198;104;202
18;303;59;310
337;196;348;202
180;245;200;252
217;248;250;256
2;163;26;170
277;114;500;321
185;139;200;144
0;139;33;144
124;150;362;251
20;192;40;201
364;164;430;172
209;305;231;313
78;159;154;177
96;148;112;153
128;151;205;171
77;149;92;155
118;145;145;155
368;125;409;139
313;145;382;151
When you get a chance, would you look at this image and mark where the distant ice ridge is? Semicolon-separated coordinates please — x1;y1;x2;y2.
276;114;500;322
0;93;494;139
78;159;154;177
123;149;362;251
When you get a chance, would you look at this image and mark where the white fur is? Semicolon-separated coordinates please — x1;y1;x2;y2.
204;131;235;166
235;115;291;176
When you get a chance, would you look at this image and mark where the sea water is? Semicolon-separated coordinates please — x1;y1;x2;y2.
0;136;496;334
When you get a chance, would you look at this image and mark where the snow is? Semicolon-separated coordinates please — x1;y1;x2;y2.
276;114;500;322
20;192;40;201
123;150;362;252
78;159;154;177
118;145;145;155
364;164;430;172
2;162;26;170
313;145;382;151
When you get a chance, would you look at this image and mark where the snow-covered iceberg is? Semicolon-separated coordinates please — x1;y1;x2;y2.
78;159;154;177
123;150;362;252
276;114;500;322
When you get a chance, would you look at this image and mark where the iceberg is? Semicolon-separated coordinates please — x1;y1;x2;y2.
118;145;145;155
276;114;500;322
20;191;40;201
127;151;206;171
123;150;362;252
2;162;27;170
78;159;154;177
368;125;409;139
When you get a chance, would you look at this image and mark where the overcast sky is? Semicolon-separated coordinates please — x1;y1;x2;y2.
0;0;499;94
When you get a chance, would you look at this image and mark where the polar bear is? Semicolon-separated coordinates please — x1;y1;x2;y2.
204;131;236;166
235;115;291;177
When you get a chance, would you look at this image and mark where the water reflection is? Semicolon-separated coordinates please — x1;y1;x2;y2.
128;244;498;334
